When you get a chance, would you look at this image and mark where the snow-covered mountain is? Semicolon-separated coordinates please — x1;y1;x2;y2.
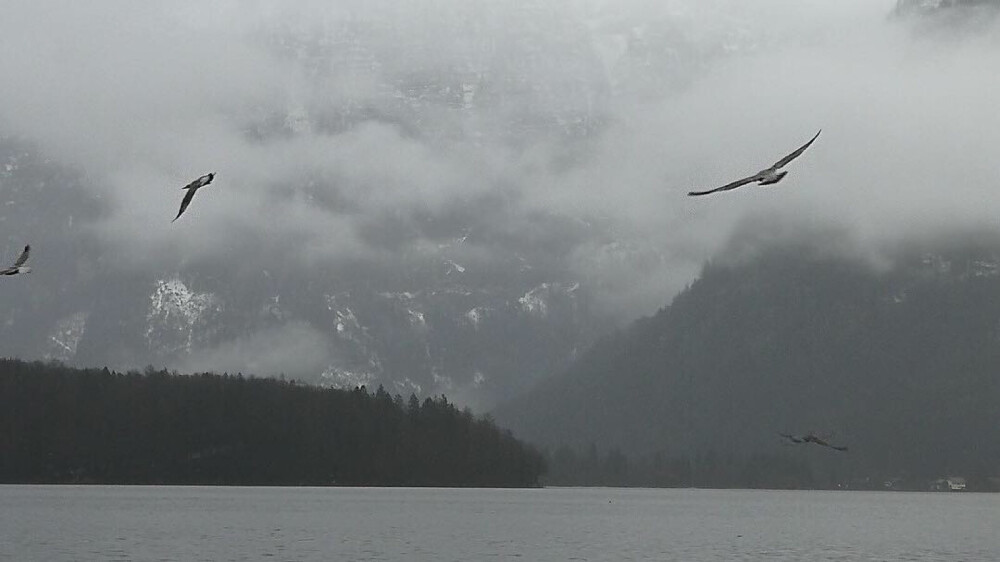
0;130;610;408
0;1;929;407
2;2;752;407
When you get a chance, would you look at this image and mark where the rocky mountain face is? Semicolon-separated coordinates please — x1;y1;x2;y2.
0;2;953;408
493;228;1000;479
6;0;751;407
0;135;603;408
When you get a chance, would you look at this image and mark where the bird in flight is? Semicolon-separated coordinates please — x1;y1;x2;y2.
172;172;216;223
779;432;847;452
688;130;821;196
1;245;31;276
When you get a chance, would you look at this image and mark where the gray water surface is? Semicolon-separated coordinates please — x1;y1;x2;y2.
1;486;997;561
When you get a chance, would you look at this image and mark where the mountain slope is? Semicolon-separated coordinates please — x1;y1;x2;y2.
2;0;752;407
495;232;1000;481
0;138;608;410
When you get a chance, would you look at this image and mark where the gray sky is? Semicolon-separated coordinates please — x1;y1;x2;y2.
1;0;998;322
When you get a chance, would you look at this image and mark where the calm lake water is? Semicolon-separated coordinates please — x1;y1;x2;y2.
1;485;997;561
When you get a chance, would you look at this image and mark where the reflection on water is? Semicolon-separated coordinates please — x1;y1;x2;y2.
1;486;997;561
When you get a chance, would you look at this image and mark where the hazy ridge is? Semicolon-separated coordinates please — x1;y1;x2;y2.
495;224;1000;488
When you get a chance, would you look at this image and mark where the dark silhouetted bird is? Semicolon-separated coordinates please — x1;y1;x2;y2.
172;172;215;222
688;130;821;196
1;245;31;276
779;432;847;451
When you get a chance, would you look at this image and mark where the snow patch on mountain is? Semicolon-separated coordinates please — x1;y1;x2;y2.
261;295;285;320
473;370;486;388
407;309;427;329
145;278;219;355
465;306;490;328
321;366;377;389
394;377;423;396
971;260;1000;277
45;311;88;361
918;254;1000;279
444;260;466;274
378;291;417;302
1;152;26;178
518;284;551;316
326;295;363;339
432;369;454;391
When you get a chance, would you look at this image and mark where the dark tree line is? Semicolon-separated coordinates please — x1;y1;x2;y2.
541;444;1000;491
0;359;544;487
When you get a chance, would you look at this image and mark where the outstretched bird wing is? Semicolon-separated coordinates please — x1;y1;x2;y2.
182;173;214;190
688;172;765;196
807;435;848;451
12;245;30;267
814;439;848;452
172;188;198;222
768;129;821;171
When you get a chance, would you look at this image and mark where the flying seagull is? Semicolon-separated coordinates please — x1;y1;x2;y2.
1;245;31;276
779;432;847;452
688;130;821;196
172;172;215;223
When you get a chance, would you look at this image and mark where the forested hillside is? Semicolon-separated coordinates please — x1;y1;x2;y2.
496;232;1000;490
0;359;543;487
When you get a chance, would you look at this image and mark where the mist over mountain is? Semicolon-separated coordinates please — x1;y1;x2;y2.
0;135;605;408
896;0;1000;16
494;222;1000;482
1;1;998;409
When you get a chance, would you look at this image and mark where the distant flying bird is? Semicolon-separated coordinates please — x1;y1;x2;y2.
172;172;215;222
802;434;848;451
1;245;31;276
688;130;821;196
779;432;847;452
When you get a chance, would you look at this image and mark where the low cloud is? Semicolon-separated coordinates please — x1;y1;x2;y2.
1;0;998;326
181;321;331;378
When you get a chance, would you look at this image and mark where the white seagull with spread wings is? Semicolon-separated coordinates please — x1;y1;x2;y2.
1;245;31;276
688;130;821;196
172;172;216;222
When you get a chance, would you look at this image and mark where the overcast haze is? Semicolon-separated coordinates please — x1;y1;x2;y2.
1;0;998;395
